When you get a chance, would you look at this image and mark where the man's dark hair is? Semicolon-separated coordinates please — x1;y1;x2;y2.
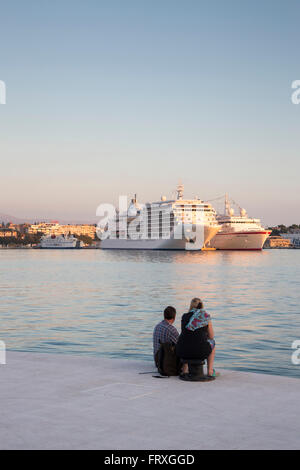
164;306;176;320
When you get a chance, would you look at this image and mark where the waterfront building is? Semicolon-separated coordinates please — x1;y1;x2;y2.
27;223;60;235
60;225;96;239
28;223;96;239
280;232;300;248
264;236;293;248
0;229;18;238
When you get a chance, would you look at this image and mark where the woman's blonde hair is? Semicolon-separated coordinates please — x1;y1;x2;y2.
189;297;203;311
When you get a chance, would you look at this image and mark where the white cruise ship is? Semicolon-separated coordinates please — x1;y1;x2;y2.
100;185;220;250
209;195;271;250
39;234;82;249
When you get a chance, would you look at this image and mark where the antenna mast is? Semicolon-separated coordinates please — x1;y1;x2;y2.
176;184;184;200
225;193;230;215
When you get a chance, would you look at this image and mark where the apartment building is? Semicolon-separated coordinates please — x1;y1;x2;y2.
27;223;96;239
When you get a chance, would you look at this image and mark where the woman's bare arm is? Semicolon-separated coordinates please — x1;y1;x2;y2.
207;321;214;340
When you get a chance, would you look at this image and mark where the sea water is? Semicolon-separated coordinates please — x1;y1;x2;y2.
0;249;299;378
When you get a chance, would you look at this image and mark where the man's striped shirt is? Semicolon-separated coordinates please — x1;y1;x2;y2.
153;320;179;357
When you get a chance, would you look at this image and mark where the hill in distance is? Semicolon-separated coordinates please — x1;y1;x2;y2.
0;212;97;225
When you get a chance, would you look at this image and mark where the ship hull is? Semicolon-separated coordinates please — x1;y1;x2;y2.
101;238;187;250
39;246;80;249
39;241;80;249
101;223;219;251
210;231;270;250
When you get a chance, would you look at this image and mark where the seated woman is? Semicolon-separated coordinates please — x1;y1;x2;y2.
176;297;219;377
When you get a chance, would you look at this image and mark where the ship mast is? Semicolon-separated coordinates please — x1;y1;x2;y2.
177;184;184;200
225;193;231;216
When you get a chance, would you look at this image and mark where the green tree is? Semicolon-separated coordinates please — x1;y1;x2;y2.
76;234;93;245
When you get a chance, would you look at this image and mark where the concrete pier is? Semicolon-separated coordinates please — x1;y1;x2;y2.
0;351;299;450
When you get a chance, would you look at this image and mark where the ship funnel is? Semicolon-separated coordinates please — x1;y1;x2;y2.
240;208;247;217
128;195;141;217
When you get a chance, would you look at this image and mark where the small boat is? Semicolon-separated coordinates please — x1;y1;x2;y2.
39;233;83;249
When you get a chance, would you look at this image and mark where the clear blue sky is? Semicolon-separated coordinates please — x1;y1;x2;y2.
0;0;299;225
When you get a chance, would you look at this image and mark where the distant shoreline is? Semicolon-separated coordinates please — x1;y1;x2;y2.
1;246;299;250
0;246;99;250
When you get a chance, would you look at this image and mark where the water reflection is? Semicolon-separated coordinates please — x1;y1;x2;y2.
0;249;299;378
100;248;269;267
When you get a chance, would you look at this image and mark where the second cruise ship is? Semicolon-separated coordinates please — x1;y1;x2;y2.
209;195;271;250
100;185;220;250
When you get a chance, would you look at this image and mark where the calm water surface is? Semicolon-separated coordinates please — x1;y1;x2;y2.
0;249;299;378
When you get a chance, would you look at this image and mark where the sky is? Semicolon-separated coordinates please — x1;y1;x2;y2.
0;0;299;225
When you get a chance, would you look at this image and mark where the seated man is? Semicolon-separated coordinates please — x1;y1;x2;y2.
153;306;179;367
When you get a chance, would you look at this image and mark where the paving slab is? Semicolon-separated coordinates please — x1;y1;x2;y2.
0;352;299;450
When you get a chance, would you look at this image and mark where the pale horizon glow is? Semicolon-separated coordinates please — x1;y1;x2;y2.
0;0;300;226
